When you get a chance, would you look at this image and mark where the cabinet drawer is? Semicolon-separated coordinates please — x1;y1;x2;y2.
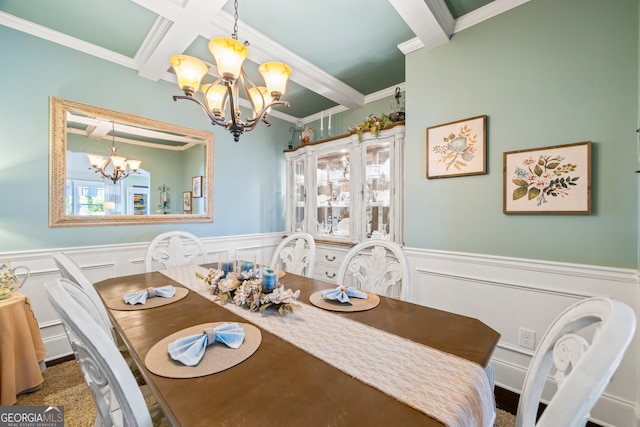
313;264;340;283
316;247;346;265
314;243;349;284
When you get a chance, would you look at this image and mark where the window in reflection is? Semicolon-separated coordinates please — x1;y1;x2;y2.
66;180;106;216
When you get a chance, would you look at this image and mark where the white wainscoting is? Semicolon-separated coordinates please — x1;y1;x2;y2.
3;238;638;426
403;247;640;427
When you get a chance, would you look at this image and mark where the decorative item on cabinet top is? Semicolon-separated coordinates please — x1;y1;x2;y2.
389;87;405;123
284;121;404;152
349;114;393;142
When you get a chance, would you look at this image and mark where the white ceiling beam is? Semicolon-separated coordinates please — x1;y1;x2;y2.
134;0;227;81
207;13;365;110
397;0;531;54
388;0;454;50
454;0;530;32
134;0;364;110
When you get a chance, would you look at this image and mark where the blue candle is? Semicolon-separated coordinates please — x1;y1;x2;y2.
220;261;233;276
239;260;254;273
262;268;277;293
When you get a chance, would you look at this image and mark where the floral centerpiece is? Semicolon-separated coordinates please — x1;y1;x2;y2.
196;268;301;316
349;113;393;141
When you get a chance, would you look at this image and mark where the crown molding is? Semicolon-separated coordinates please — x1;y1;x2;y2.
0;11;136;69
396;0;531;55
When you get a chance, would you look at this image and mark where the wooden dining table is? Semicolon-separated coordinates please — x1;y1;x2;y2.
94;265;500;427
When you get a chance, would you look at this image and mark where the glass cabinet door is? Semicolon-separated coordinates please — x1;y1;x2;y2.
293;157;306;232
315;149;351;240
363;141;391;239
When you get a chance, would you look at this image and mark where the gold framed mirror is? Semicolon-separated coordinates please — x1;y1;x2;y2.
49;97;214;227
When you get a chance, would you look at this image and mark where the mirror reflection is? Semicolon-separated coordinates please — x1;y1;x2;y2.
50;97;214;227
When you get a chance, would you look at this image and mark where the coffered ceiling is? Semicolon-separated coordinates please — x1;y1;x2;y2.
0;0;529;123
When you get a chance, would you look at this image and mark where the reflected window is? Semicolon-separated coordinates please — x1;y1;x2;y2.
67;179;106;216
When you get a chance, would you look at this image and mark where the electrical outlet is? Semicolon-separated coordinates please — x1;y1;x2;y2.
519;327;536;350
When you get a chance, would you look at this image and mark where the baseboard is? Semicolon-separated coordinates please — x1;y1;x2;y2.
495;386;601;427
45;354;75;367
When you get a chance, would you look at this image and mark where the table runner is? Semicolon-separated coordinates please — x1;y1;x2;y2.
160;266;495;427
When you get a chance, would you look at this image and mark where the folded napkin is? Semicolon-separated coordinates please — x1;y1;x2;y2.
322;285;368;304
168;323;245;366
123;285;176;305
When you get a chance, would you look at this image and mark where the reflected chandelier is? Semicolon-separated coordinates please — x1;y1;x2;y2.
169;0;291;142
87;121;141;184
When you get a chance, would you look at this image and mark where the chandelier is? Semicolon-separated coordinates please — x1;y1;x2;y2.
169;0;291;142
87;121;141;184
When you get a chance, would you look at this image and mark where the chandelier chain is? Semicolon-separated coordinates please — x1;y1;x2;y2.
232;0;239;40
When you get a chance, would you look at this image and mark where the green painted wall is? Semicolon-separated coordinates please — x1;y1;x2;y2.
0;25;290;251
404;0;638;268
1;0;638;270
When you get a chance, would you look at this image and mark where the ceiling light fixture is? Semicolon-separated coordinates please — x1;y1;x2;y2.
87;121;141;184
170;0;292;142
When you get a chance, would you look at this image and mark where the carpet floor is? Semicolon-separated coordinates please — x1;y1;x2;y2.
16;360;517;426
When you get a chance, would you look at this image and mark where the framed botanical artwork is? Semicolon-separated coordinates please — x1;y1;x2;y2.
426;115;487;179
182;191;192;212
503;141;591;214
192;176;203;198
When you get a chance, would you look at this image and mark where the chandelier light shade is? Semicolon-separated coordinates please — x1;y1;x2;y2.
248;86;272;113
169;0;291;142
201;83;227;115
208;37;248;81
87;121;141;184
170;55;209;96
258;62;292;99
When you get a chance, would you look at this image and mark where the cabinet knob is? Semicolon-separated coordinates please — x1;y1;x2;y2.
325;255;336;261
325;271;336;279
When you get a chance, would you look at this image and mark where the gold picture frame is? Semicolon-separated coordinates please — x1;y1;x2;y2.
503;141;592;214
426;115;487;179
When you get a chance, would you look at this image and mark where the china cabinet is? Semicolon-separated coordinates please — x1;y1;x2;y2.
284;123;404;282
127;187;149;215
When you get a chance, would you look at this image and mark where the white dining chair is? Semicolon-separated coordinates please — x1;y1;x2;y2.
270;232;316;277
144;231;208;272
45;279;155;427
336;239;409;300
516;297;636;427
52;252;147;385
52;252;115;342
